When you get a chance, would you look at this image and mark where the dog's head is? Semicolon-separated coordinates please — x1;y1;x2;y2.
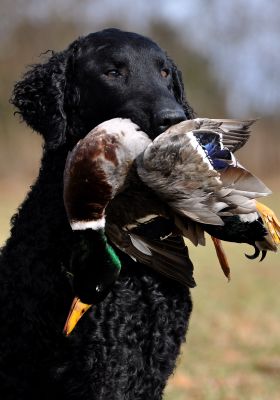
11;28;195;149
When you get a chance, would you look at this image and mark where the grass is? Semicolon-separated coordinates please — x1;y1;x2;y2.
1;181;280;400
164;193;280;399
165;240;280;400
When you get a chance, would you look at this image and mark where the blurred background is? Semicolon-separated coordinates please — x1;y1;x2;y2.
0;0;279;398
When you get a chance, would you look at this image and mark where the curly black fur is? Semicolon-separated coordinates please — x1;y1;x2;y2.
1;28;194;399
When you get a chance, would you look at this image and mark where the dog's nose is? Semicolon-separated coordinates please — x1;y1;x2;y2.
153;109;186;134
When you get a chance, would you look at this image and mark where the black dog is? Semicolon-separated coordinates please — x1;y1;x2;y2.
0;28;194;400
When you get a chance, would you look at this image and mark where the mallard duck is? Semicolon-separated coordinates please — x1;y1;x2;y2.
63;118;280;335
63;118;196;334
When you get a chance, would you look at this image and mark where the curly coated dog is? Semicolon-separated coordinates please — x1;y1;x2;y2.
0;28;194;400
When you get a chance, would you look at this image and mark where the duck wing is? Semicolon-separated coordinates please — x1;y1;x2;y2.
106;217;196;288
137;126;224;225
105;179;196;287
137;119;270;226
159;118;253;152
194;118;254;152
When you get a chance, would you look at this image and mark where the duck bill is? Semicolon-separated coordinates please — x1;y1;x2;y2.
63;297;92;336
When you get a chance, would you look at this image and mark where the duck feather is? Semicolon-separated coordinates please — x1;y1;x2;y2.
137;119;268;226
64;117;278;291
194;118;254;152
106;223;196;287
65;118;196;288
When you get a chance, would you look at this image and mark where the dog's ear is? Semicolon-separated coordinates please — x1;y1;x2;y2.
11;49;70;149
168;57;196;119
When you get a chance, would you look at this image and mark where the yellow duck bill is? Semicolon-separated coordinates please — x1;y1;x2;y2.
63;297;92;336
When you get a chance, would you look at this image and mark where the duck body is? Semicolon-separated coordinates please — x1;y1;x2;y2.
64;118;196;295
63;117;279;334
64;118;151;231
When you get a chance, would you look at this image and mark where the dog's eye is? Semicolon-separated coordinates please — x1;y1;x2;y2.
161;68;170;78
105;69;121;78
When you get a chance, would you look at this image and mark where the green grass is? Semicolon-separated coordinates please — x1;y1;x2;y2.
1;188;280;400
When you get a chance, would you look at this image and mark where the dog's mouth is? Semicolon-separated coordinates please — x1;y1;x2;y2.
112;106;188;140
70;105;188;145
109;112;160;141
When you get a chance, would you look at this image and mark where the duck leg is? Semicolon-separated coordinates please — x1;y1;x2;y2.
211;236;231;281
